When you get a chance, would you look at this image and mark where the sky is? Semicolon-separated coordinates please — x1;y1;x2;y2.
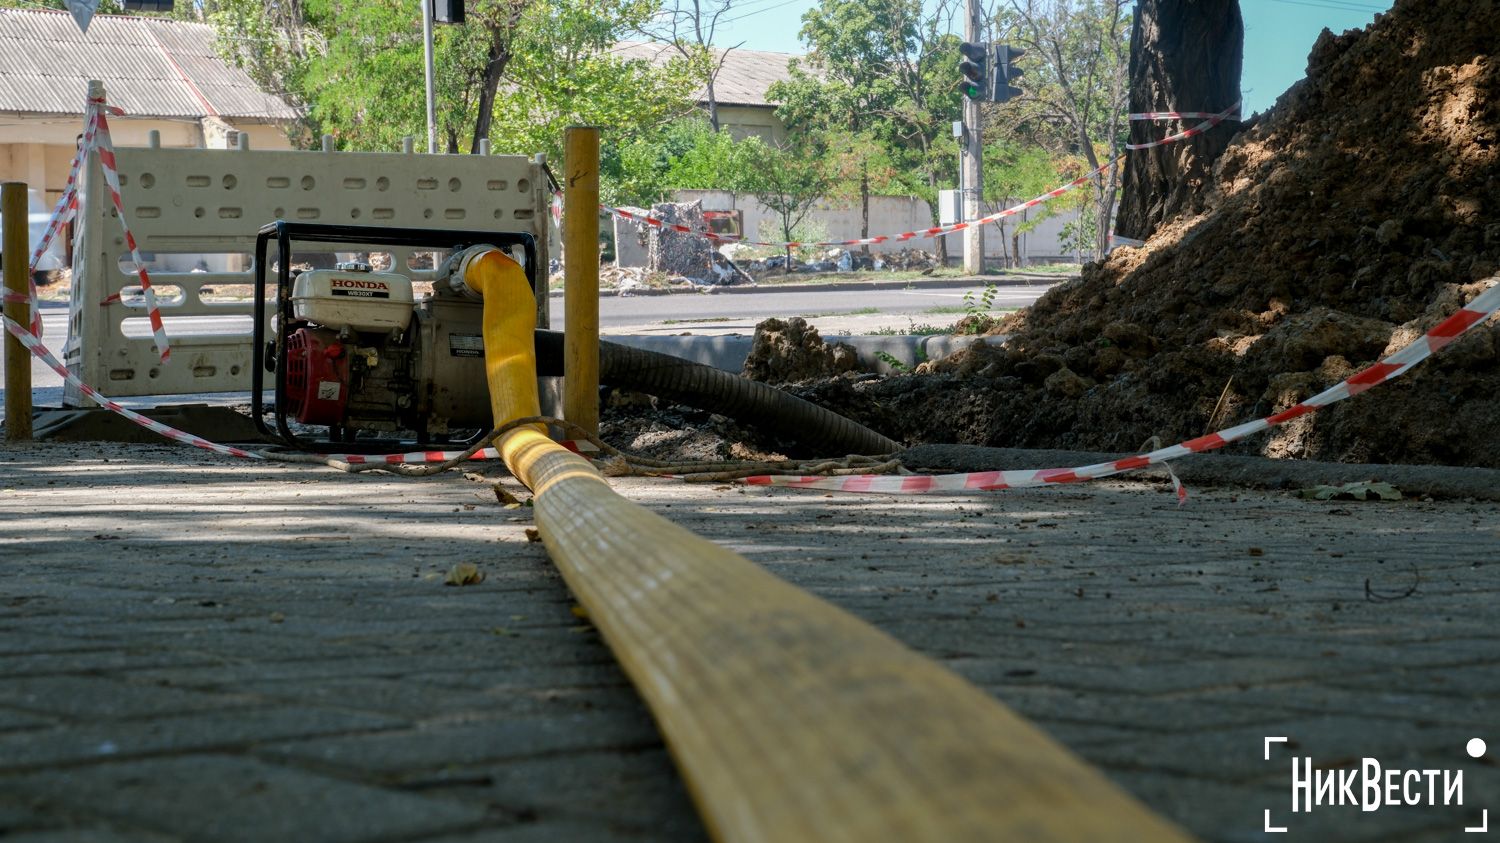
707;0;1395;115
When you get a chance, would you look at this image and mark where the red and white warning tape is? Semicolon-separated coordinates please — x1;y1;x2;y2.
743;282;1500;496
3;282;1496;491
92;101;171;362
1128;107;1240;121
0;311;596;466
3;92;172;363
602;102;1239;252
3;313;254;459
1125;101;1241;151
604;159;1115;250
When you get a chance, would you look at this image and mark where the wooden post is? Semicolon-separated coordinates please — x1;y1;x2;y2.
3;181;33;441
563;126;600;435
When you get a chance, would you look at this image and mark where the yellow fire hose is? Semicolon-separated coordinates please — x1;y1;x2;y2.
467;248;1193;843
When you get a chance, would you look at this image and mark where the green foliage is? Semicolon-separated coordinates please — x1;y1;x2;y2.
992;0;1131;257
962;283;998;316
608;118;768;206
749;143;831;257
983;139;1065;232
208;0;699;157
768;0;962;223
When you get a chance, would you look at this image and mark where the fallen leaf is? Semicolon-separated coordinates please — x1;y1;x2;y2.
524;528;541;543
493;486;521;506
444;562;485;586
269;611;285;623
570;604;589;620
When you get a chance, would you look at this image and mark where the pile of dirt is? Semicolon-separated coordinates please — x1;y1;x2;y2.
742;317;861;383
797;0;1500;468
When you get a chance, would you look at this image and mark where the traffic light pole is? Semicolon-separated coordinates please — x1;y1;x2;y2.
962;0;984;275
422;0;437;154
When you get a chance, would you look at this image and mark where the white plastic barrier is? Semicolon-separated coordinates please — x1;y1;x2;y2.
65;139;550;402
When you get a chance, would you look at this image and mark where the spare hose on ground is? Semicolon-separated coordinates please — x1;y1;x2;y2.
534;329;899;456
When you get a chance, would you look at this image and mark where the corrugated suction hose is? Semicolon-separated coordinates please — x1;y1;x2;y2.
533;330;898;456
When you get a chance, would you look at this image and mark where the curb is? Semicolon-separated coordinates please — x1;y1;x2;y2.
551;273;1071;299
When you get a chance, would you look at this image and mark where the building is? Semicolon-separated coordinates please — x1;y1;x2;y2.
0;7;297;220
612;41;797;145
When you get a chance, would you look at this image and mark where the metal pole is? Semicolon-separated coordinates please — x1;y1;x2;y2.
562;126;600;436
3;182;33;441
962;0;985;275
421;0;437;154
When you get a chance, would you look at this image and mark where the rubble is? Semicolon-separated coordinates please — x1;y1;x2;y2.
646;201;714;281
793;0;1500;468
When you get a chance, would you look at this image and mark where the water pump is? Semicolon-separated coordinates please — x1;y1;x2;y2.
252;222;536;450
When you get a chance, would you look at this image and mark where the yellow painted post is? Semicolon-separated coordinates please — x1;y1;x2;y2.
2;182;32;442
563;126;600;435
463;248;1195;843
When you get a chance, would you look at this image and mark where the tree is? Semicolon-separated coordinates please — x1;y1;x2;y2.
769;0;962;254
608;117;767;206
748;144;831;274
209;0;327;146
636;0;740;131
219;0;700;158
1115;0;1243;241
995;0;1131;260
982;140;1062;266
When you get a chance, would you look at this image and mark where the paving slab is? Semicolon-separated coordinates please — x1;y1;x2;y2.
1;440;1497;842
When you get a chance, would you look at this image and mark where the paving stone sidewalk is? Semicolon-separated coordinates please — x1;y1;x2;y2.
0;441;1496;842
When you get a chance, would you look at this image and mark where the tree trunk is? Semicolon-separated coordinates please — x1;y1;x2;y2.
1116;0;1243;241
859;161;870;256
705;77;721;132
470;49;507;152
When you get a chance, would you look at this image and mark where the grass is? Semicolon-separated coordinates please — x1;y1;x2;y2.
659;316;735;325
796;306;880;319
924;304;1021;315
1003;262;1082;275
867;319;951;336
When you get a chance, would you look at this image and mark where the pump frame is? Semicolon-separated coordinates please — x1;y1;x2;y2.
251;220;537;451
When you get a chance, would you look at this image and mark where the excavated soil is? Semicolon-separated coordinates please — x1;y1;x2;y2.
742;317;861;384
796;0;1500;468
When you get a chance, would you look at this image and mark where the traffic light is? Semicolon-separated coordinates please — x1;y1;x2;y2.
958;41;988;100
992;44;1025;103
431;0;464;24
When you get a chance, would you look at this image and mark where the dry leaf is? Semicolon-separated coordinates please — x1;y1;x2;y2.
444;562;485;586
269;611;285;623
524;528;541;543
570;604;589;620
